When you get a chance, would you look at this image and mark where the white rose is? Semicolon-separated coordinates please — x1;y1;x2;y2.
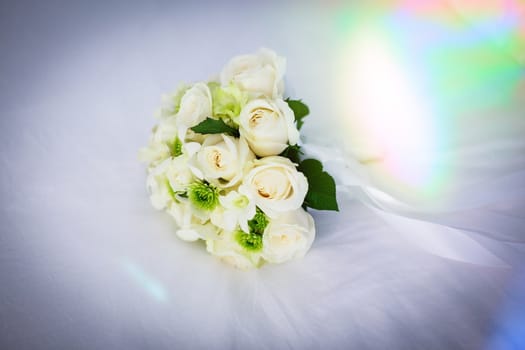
220;48;285;98
262;208;315;263
242;156;308;217
193;134;254;188
176;82;212;140
206;230;261;269
239;99;299;157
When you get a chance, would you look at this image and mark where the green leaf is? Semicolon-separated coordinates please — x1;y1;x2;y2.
279;144;303;164
285;99;309;130
298;159;339;211
190;117;240;137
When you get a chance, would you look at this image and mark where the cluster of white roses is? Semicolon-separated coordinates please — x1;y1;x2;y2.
140;49;317;269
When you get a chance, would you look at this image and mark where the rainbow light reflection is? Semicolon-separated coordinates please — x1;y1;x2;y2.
121;259;168;302
334;0;525;202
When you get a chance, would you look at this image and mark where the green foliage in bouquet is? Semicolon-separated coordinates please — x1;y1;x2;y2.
298;159;339;211
191;118;240;137
285;99;309;130
279;144;303;165
282;99;339;212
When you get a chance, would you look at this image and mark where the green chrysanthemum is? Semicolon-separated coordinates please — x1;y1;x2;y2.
235;230;263;252
188;182;219;211
248;207;269;235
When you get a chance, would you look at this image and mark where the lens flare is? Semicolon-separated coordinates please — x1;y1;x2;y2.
341;27;440;187
334;1;525;203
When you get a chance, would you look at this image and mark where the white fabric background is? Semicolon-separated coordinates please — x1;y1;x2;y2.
1;1;524;349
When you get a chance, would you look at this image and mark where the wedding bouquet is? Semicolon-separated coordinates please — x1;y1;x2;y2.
140;48;338;269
